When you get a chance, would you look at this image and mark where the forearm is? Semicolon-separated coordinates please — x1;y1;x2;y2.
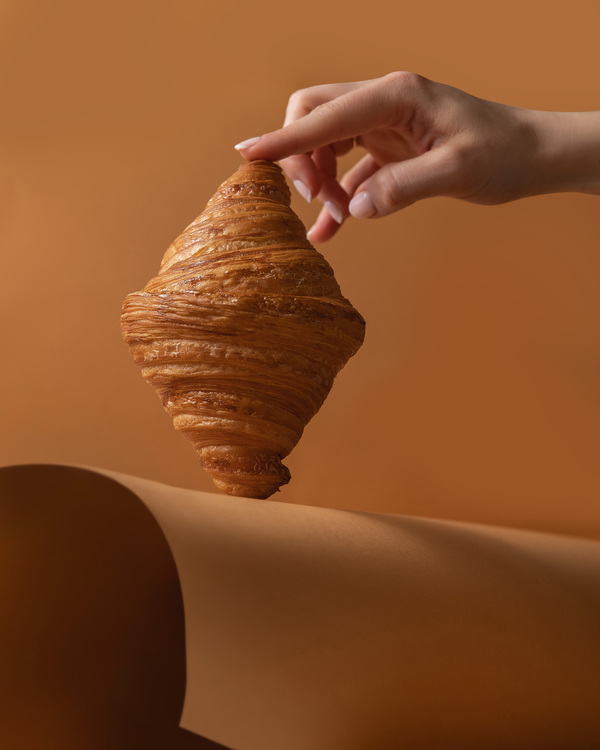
527;109;600;196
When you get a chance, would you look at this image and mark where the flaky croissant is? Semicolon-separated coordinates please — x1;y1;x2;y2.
121;160;365;498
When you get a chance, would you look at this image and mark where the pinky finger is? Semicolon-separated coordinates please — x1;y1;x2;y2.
306;205;343;243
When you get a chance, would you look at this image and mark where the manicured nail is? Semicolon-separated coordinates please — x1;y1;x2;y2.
324;200;343;224
349;192;376;218
234;136;262;151
306;225;316;240
293;179;312;203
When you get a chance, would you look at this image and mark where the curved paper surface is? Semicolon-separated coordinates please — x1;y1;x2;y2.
0;464;228;750
2;463;600;749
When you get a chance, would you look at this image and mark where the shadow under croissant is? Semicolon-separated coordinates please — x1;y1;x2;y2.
0;464;231;750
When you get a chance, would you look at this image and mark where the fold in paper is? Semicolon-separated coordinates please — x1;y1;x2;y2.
1;463;600;749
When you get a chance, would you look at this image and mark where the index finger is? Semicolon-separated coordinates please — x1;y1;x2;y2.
237;76;401;162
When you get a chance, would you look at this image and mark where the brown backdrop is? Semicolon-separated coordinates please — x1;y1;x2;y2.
1;0;599;538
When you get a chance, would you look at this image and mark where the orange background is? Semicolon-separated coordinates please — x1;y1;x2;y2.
1;0;599;538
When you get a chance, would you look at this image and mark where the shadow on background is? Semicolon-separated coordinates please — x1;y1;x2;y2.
0;464;230;750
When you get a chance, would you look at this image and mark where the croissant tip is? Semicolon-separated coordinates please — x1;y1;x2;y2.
212;477;289;501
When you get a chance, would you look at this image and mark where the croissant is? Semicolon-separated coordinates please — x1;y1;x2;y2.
121;160;365;499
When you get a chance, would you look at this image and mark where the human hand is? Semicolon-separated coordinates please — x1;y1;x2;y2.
234;72;600;241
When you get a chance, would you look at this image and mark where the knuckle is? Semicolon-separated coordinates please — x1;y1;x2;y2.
285;88;312;120
378;168;406;211
288;88;307;107
384;70;427;91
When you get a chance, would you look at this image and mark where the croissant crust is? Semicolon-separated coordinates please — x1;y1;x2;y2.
121;160;365;499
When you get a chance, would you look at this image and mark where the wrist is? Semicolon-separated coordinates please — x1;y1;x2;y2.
526;109;600;196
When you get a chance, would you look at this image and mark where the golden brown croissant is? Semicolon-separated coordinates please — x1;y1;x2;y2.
121;160;365;498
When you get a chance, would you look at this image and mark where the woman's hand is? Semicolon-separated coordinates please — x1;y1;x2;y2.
234;72;600;241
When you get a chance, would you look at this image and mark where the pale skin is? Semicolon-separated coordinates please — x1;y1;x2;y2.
234;72;600;242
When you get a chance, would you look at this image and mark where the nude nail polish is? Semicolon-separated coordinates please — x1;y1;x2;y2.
293;179;312;203
349;192;376;218
234;136;262;151
325;201;343;224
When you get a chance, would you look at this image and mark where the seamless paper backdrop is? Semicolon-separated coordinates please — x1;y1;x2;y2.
1;0;599;537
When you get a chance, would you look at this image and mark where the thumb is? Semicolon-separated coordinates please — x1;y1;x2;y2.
349;148;457;218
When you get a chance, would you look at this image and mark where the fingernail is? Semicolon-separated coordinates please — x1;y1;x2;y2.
293;179;312;203
349;192;376;218
324;200;343;224
306;225;316;240
234;136;262;151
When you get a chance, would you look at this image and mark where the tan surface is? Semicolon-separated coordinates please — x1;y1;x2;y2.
1;0;599;536
2;464;600;749
0;464;229;749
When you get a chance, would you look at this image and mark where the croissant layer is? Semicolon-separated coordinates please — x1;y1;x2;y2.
121;160;365;498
